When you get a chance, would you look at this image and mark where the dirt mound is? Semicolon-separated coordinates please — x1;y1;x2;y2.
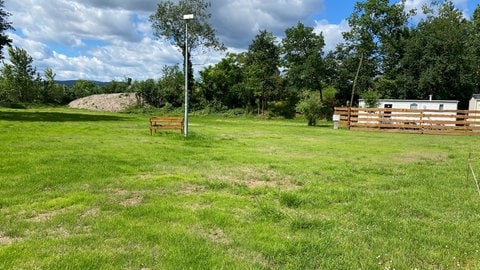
68;93;138;112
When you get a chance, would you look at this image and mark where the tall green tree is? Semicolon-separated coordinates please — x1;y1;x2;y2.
158;64;184;107
149;0;225;95
470;4;480;94
336;0;412;103
243;30;281;115
400;1;473;106
40;68;66;104
328;44;368;105
0;47;40;103
135;65;184;108
0;0;13;60
135;78;159;107
281;22;326;100
199;53;244;109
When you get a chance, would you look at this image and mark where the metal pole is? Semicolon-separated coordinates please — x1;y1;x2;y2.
184;20;189;137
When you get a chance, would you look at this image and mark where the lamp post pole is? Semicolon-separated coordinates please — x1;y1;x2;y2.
183;14;194;137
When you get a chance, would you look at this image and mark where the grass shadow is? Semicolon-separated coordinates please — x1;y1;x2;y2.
0;111;126;122
314;122;333;128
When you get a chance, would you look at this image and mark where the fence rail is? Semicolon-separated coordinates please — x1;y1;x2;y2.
334;107;480;135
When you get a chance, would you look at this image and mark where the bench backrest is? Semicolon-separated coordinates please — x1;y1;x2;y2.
150;117;184;124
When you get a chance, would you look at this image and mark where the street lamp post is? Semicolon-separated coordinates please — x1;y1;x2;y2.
183;14;194;137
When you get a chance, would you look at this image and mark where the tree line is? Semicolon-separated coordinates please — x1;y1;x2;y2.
0;46;133;105
1;0;480;125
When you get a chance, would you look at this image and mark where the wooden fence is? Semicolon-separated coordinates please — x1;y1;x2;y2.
334;107;480;135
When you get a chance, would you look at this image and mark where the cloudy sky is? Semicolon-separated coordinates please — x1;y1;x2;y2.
4;0;478;82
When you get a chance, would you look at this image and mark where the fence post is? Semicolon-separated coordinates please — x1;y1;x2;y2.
347;107;352;130
378;108;382;130
420;110;424;134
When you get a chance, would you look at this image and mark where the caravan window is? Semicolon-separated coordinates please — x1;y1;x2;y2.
439;104;444;111
410;103;418;110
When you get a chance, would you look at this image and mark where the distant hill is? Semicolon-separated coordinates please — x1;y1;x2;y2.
56;80;110;88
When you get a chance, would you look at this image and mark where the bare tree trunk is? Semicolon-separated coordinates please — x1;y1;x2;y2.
350;53;364;107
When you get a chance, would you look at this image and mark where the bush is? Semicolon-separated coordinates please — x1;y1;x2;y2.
361;89;380;108
296;91;323;126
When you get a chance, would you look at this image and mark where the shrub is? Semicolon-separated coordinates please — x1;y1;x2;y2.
361;89;381;108
296;91;323;126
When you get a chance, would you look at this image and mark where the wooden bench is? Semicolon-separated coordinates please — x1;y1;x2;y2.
149;117;184;135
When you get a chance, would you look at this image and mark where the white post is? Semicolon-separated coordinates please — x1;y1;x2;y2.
184;20;188;137
183;14;194;137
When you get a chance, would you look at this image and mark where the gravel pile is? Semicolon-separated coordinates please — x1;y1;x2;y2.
68;93;138;112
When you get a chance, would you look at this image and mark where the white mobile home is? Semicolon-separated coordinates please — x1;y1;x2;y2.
468;94;480;129
359;98;459;110
357;98;459;127
469;94;480;111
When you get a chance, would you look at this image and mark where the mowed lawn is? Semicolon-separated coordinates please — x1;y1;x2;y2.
1;107;479;269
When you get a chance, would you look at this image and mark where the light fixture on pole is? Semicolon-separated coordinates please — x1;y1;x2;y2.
183;14;194;137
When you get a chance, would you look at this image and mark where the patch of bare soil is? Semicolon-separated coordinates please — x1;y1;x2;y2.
68;93;138;112
0;232;14;245
178;185;207;195
81;207;100;218
221;166;296;189
27;208;66;222
396;152;448;163
115;189;143;207
195;227;232;245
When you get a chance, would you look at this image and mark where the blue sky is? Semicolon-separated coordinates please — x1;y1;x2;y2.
4;0;479;81
322;0;357;23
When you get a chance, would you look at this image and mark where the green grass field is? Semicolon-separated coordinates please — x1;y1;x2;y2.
1;107;480;269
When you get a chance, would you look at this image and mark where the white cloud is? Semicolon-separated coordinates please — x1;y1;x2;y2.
44;38;182;81
3;0;337;81
314;19;350;53
404;0;473;22
210;0;323;49
7;33;52;60
8;0;141;45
